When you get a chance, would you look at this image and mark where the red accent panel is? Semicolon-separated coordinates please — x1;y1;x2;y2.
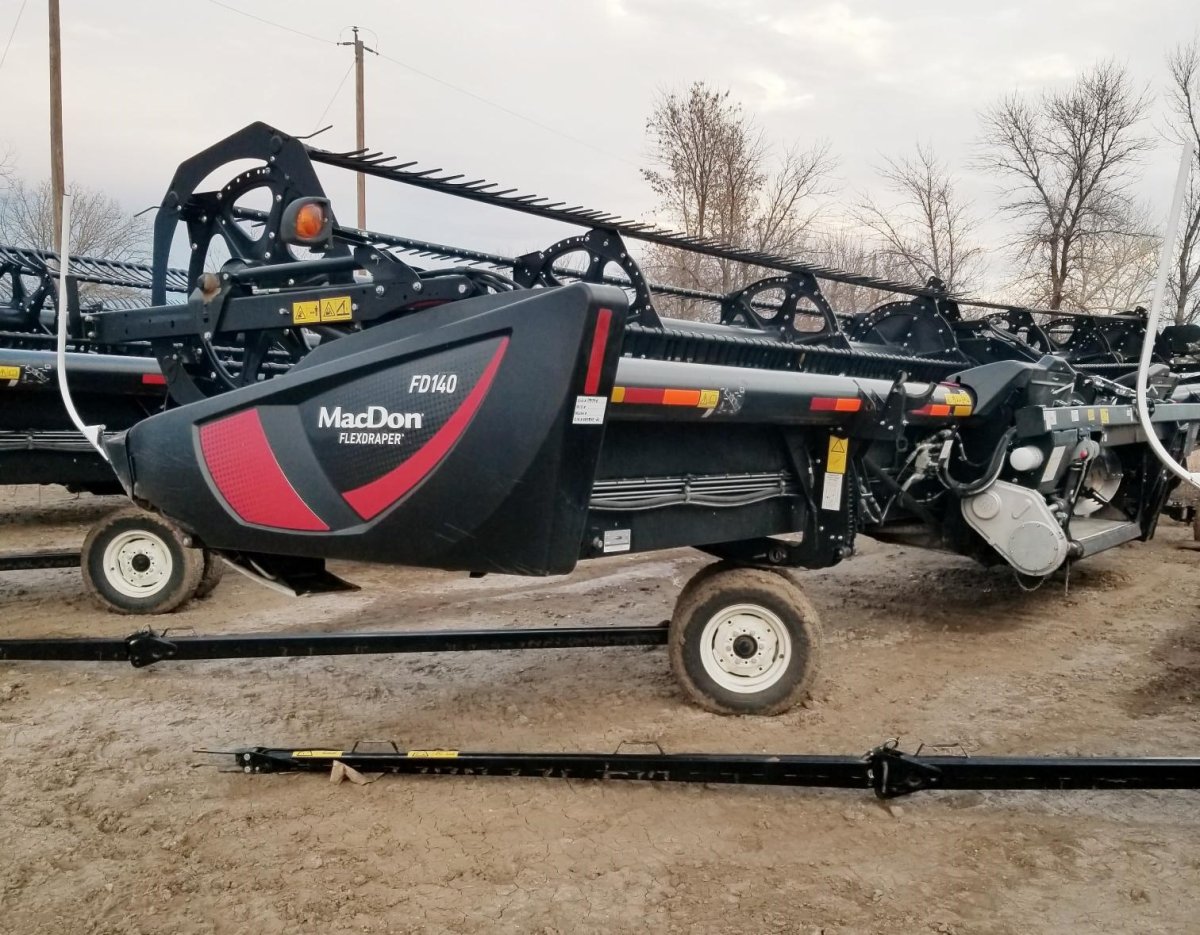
199;409;328;531
583;308;613;395
621;387;665;405
142;372;167;386
343;338;510;521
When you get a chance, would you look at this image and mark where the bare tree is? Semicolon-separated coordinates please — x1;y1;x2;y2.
854;143;983;293
979;60;1152;310
1073;222;1160;312
0;178;148;261
640;82;834;317
1166;39;1200;325
807;227;911;314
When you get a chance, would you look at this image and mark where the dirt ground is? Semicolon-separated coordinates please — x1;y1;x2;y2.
1;485;1199;934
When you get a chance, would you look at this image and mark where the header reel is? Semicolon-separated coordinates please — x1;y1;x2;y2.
89;121;1197;409
143;127;515;402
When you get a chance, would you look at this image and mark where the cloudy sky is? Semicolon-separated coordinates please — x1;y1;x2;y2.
1;0;1198;290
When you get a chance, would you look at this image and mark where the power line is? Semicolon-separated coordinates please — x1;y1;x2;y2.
205;0;639;169
312;59;354;133
0;0;29;75
207;0;333;46
372;49;640;169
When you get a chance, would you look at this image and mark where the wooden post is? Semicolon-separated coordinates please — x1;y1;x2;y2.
338;27;376;229
353;27;365;229
48;0;65;250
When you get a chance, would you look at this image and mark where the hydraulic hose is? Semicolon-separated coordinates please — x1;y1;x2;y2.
1135;138;1198;490
938;427;1017;497
54;194;108;461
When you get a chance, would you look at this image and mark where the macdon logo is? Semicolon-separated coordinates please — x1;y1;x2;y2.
317;406;424;430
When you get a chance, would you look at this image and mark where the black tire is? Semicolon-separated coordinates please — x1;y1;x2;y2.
669;565;822;716
1192;509;1200;542
195;550;226;600
80;508;204;615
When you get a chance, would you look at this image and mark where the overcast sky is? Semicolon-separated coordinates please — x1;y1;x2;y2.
1;0;1198;291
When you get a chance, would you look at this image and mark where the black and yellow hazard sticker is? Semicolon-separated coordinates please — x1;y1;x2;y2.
291;749;343;758
822;434;848;511
943;390;974;417
0;365;20;385
292;295;352;325
406;750;459;759
826;435;848;474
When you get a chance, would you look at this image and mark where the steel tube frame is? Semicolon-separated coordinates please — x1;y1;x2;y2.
224;744;1200;799
0;624;669;668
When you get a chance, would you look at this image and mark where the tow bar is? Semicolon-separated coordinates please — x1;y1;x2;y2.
214;742;1200;799
0;624;669;667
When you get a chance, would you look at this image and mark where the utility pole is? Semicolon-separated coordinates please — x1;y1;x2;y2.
338;26;377;229
48;0;65;249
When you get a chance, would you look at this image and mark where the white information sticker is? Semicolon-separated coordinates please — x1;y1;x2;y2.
1040;445;1066;482
821;472;844;511
572;395;607;425
603;529;631;553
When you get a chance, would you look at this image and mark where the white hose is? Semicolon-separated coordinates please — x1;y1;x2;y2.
55;193;109;461
1135;138;1198;490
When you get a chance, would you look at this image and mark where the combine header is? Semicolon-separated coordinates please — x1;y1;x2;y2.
2;121;1199;716
0;245;184;492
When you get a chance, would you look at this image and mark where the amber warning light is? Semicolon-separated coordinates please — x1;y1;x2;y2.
280;197;333;247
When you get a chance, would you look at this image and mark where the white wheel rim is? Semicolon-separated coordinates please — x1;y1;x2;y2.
101;530;173;599
698;603;792;693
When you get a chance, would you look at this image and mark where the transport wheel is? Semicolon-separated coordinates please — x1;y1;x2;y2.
81;508;204;615
669;564;822;716
1193;509;1200;542
195;550;226;600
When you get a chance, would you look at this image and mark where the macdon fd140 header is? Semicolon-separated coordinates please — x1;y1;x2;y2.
6;121;1200;716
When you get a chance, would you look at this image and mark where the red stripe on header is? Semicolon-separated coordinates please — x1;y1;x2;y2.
199;409;328;531
343;338;509;520
583;308;612;396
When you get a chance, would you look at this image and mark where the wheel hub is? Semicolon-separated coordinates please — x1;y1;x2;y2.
698;604;792;693
102;531;173;598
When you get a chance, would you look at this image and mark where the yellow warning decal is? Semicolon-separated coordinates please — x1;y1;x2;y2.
827;435;848;475
611;386;626;403
0;365;20;381
952;404;973;417
697;389;720;409
1086;408;1096;421
291;750;343;758
292;295;352;325
943;391;971;406
292;300;320;325
1100;408;1110;424
406;750;459;759
320;295;352;322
